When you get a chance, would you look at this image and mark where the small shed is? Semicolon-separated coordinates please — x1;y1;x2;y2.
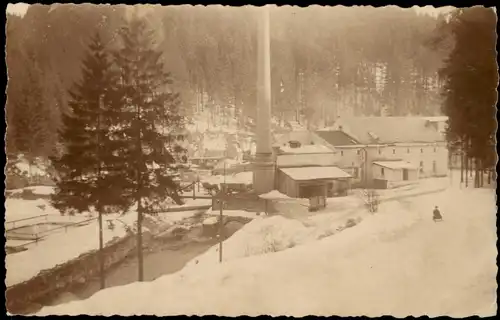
372;160;419;188
277;166;352;199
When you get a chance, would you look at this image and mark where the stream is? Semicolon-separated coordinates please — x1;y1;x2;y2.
20;213;249;315
44;238;218;310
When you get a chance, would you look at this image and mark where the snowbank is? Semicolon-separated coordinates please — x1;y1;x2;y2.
37;187;497;317
202;217;219;226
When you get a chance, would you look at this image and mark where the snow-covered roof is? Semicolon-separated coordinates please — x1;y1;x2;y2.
280;166;351;181
279;145;334;154
333;117;445;144
314;130;359;146
273;130;316;147
258;190;291;200
373;161;418;170
423;116;448;122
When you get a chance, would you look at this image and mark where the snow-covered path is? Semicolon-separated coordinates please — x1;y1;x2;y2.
36;186;497;317
386;190;497;316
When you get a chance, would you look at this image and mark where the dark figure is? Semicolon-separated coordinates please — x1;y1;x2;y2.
433;206;443;222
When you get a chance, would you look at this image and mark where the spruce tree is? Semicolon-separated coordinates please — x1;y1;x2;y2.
51;31;127;214
50;31;126;288
113;15;186;281
438;7;497;187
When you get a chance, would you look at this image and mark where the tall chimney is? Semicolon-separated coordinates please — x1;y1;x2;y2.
253;5;275;194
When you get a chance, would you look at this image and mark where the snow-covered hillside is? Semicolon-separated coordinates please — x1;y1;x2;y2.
185;108;255;160
37;185;497;317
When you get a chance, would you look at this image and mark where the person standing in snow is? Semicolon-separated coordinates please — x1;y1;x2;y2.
433;206;443;222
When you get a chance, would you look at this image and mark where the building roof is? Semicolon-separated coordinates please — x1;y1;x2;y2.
373;161;418;170
333;117;445;144
314;130;359;146
279;144;334;154
423;116;448;122
280;166;351;181
273;130;316;147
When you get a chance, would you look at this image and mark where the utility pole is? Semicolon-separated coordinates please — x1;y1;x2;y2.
136;97;144;282
219;195;224;263
219;185;226;263
97;95;105;290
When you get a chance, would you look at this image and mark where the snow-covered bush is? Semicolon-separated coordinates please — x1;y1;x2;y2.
362;189;380;213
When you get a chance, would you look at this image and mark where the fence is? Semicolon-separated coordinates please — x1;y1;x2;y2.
6;217;97;248
5;214;49;231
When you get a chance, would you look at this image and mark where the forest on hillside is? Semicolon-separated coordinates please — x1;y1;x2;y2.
6;4;451;160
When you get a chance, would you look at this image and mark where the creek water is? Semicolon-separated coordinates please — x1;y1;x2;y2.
43;237;218;310
21;215;247;315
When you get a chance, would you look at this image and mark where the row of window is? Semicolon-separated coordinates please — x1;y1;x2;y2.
340;147;438;156
380;160;437;177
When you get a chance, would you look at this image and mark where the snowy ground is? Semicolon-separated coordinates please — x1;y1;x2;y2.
7;185;55;196
5;190;210;289
5;214;130;288
201;171;253;186
5;197;93;229
36;181;497;317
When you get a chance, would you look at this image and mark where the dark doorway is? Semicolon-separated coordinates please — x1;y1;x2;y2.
402;169;409;181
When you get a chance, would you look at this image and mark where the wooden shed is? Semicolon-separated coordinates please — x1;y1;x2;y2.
277;166;352;199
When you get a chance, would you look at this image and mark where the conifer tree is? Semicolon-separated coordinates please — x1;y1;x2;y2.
51;31;127;213
10;49;51;179
113;15;186;281
50;31;126;288
438;7;497;187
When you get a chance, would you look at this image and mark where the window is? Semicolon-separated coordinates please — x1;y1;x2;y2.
378;148;381;155
420;148;423;153
381;167;385;177
393;149;396;154
356;149;360;155
419;161;424;173
433;147;437;153
341;151;344;156
407;148;410;153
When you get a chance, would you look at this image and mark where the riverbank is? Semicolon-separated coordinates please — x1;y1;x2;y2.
26;215;246;315
46;238;218;308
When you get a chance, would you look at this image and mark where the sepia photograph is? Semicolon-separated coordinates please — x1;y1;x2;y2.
4;2;498;317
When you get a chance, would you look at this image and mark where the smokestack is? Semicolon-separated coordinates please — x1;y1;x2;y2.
255;6;272;155
252;5;275;194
